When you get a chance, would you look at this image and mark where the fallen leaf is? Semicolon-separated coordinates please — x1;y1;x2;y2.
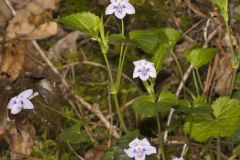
215;54;233;96
7;121;36;159
6;2;58;40
0;40;26;81
0;0;12;28
48;31;83;59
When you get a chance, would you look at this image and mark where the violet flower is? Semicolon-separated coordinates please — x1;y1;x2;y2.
105;0;135;19
133;59;157;81
7;89;39;114
124;138;156;160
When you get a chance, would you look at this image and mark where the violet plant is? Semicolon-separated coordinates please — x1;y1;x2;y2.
56;0;240;159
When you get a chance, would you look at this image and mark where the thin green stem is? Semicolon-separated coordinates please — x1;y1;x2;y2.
121;19;124;35
229;68;237;96
36;99;81;124
157;114;166;160
217;137;221;160
102;52;114;84
192;69;200;96
116;45;128;91
195;69;204;91
113;93;128;133
171;51;186;98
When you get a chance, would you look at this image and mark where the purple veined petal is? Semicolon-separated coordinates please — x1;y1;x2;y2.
124;148;135;158
105;3;115;15
124;2;135;14
142;145;156;155
148;65;157;78
135;154;146;160
7;97;19;109
139;73;150;81
133;66;141;78
22;99;34;109
129;138;140;147
10;105;22;114
114;9;127;19
18;89;33;99
133;59;146;66
139;138;151;146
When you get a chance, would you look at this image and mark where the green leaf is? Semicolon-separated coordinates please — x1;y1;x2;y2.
184;97;240;142
132;92;179;117
57;12;100;38
60;123;88;144
117;130;139;148
212;0;228;23
129;29;159;54
183;47;217;69
108;34;128;45
132;95;157;117
103;147;131;160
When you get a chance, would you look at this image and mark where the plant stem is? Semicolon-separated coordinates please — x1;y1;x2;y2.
36;99;97;144
196;69;204;91
171;51;186;97
157;114;166;160
192;69;200;96
113;93;128;133
229;68;237;96
102;52;114;84
217;137;221;160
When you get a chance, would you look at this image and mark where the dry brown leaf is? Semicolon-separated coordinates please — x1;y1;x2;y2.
0;95;12;140
48;31;83;59
0;0;13;28
10;0;59;11
7;121;36;159
6;2;58;40
0;40;26;81
215;54;233;96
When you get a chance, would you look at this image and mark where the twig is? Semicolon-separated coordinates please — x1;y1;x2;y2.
163;30;218;143
74;94;120;138
67;143;86;160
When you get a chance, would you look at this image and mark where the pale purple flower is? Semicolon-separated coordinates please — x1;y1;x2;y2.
105;0;135;19
133;59;157;81
7;89;39;114
124;138;156;160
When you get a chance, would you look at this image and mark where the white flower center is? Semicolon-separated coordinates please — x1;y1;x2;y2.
138;65;150;76
134;145;145;158
114;0;125;13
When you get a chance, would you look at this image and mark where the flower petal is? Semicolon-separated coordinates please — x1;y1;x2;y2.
124;148;135;158
133;66;141;78
143;145;156;155
129;138;140;147
139;73;149;81
114;10;127;19
7;97;18;109
148;65;157;78
133;59;146;66
135;154;146;160
140;138;151;146
10;105;22;114
22;99;34;109
105;3;115;15
18;89;33;99
124;2;135;14
29;92;39;99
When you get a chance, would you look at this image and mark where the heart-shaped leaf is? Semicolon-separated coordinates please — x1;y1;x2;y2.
184;97;240;142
